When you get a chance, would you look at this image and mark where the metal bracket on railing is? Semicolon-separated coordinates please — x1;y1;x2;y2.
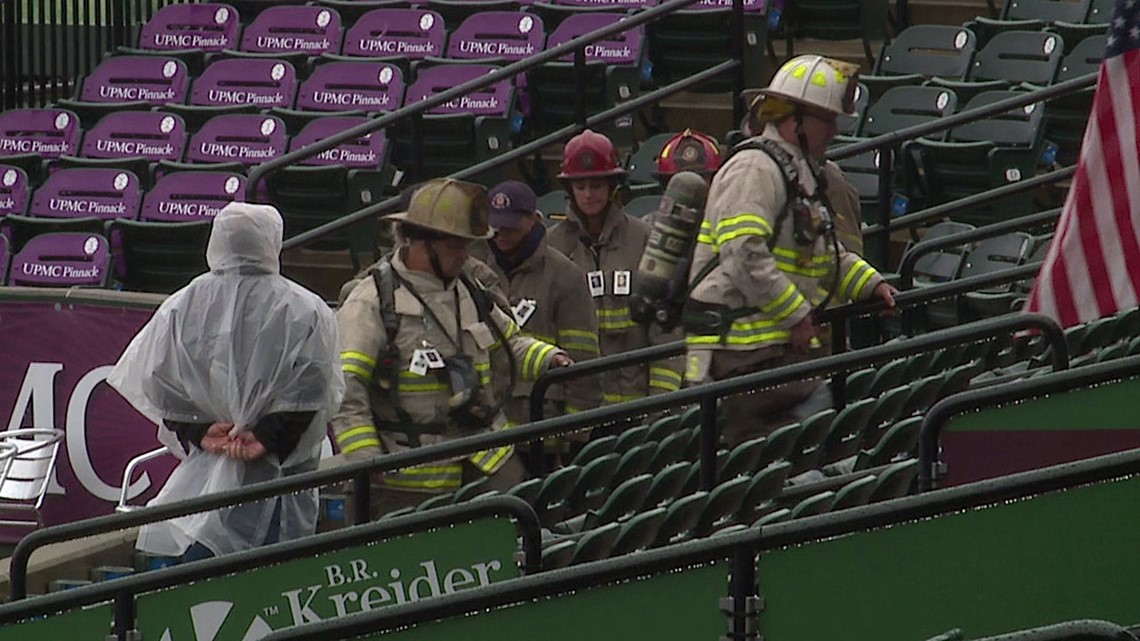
719;595;763;641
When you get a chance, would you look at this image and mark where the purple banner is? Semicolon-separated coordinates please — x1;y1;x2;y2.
0;296;176;542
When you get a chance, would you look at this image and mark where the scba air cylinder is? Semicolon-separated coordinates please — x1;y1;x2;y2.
631;171;709;330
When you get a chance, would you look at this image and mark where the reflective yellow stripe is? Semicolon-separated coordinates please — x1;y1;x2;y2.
760;284;805;321
341;438;381;455
775;260;830;278
384;464;464;490
685;327;790;346
597;306;637;331
649;366;682;391
342;363;373;381
839;259;871;299
523;342;556;379
342;350;377;367
603;393;643;404
715;213;772;236
338;424;381;454
469;444;513;472
337;425;377;444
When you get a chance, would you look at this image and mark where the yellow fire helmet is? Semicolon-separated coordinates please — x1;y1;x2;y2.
388;178;493;240
750;55;861;124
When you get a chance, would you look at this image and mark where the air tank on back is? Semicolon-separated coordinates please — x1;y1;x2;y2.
630;171;709;331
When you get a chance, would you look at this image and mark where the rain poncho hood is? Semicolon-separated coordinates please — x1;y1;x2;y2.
107;202;344;557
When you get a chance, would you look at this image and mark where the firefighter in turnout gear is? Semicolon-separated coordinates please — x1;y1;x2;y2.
684;55;897;446
547;129;685;407
472;180;602;469
332;178;572;516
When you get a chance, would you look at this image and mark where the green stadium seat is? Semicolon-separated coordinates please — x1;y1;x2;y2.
624;132;677;196
867;357;912;397
1031;33;1104;165
644;462;692;510
869;459;919;502
507;477;543;506
650;8;769;92
844;368;878;400
568;453;620;514
899;374;945;417
695;476;750;536
649;427;697;473
790;490;836;520
541;539;577;571
737;461;792;523
534;464;582;528
645;414;682;442
960;232;1036;321
754;422;802;469
968;0;1090;48
718;437;766;481
614;423;650;451
653;491;708;546
570;435;618;467
581;474;652;531
613;442;657;487
861;26;978;103
863;385;911;442
831;474;878;511
787;409;836;476
855;416;924;470
105;219;212;294
785;0;890;63
569;522;620;565
416;492;456;512
820;397;877;467
751;507;791;527
610;507;668;556
625;195;663;220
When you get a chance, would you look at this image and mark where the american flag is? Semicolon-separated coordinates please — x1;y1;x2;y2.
1025;0;1140;328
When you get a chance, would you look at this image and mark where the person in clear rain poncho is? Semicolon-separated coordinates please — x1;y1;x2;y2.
107;202;344;560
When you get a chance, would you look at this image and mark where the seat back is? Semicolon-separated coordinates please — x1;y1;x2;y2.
240;5;343;56
548;0;654;7
79;56;191;106
0;428;64;526
191;58;298;109
969;30;1064;85
291;116;389;169
7;232;111;287
185;114;287;166
875;25;977;79
141;171;245;222
951;90;1046;146
447;12;546;60
0;165;31;217
1056;33;1106;82
959;231;1034;287
137;3;241;52
548;13;645;65
0;234;8;284
0;109;82;161
296;61;406;112
1003;0;1091;22
342;9;447;59
80;112;187;163
105;219;212;293
29;168;142;220
861;86;958;138
406;64;514;117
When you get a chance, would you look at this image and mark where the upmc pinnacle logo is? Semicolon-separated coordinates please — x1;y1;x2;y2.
158;601;272;641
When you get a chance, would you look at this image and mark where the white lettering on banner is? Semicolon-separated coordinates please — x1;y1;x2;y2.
95;139;178;158
7;363;65;494
96;85;178;102
0;139;32;153
309;90;395;107
0;197;13;210
7;363;152;501
48;198;127;216
283;558;504;625
0;138;68;155
585;44;632;60
256;35;330;51
457;40;498;56
157;201;222;217
356;39;434;54
21;264;65;278
207;89;285;106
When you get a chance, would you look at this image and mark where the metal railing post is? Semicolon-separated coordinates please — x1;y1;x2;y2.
699;396;719;490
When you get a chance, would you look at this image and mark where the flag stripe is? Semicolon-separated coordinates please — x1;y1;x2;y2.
1026;8;1140;329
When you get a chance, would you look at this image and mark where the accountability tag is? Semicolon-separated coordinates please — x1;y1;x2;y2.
408;350;429;376
513;298;537;326
588;271;605;297
613;270;631;295
422;348;445;369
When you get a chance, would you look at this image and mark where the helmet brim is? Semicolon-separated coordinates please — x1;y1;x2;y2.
556;167;627;180
389;211;494;240
753;88;853;116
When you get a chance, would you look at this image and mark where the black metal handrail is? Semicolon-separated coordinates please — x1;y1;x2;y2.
257;446;1140;641
2;497;541;637
919;354;1140;491
247;0;726;202
9;305;1067;600
280;60;738;250
897;208;1062;289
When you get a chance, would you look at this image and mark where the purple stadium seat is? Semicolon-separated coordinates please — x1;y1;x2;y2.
239;5;343;56
0;234;8;285
342;9;446;60
0;109;82;161
0;166;31;217
185;114;287;166
137;3;241;52
29;168;143;220
7;232;111;288
77;56;190;106
548;0;654;7
294;61;405;112
446;12;546;61
141;171;245;222
191;58;298;108
406;64;513;116
290;116;387;169
547;13;645;64
80;112;187;163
